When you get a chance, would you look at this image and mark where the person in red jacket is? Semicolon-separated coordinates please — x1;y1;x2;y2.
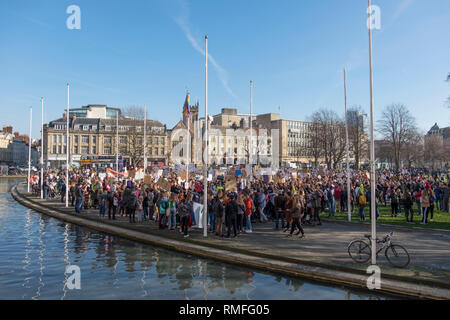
244;193;253;233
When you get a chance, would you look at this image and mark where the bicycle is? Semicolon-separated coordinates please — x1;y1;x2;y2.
347;232;410;268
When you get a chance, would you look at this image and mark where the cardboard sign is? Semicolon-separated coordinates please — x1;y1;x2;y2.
144;175;152;184
157;178;171;191
225;176;237;192
128;169;136;179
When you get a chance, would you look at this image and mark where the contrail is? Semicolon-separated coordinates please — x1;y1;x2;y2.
174;1;238;99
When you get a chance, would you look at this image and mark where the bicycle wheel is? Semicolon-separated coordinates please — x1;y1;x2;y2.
348;240;371;263
385;244;410;268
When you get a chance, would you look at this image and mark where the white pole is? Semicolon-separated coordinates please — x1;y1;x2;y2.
368;0;377;265
144;106;147;172
203;35;208;238
27;106;32;193
40;97;44;199
186;95;190;188
344;69;351;222
116;110;119;171
249;80;253;180
66;83;69;208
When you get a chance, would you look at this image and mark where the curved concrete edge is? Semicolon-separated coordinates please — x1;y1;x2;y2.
321;217;450;235
11;185;450;300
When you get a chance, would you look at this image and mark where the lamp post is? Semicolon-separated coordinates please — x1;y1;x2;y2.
27;106;32;193
203;35;208;238
66;83;70;208
40;98;44;199
344;68;351;222
368;0;377;265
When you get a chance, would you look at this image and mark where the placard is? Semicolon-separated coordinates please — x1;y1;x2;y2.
157;178;171;191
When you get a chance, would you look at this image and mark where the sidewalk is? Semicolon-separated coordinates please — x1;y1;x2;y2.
12;183;450;299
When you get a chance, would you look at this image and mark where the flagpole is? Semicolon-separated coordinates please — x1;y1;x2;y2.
203;35;208;238
249;80;253;181
66;83;69;208
368;0;377;265
186;94;190;189
344;68;351;223
116;110;119;171
40;97;44;199
144;106;147;172
27;106;32;193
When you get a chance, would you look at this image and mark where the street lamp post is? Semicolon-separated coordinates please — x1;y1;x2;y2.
203;35;208;238
40;98;44;199
344;69;351;222
66;83;70;208
27;106;32;193
368;0;377;265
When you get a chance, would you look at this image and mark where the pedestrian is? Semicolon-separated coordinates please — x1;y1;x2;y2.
136;196;144;223
358;189;366;221
225;193;238;238
244;193;253;233
287;194;305;238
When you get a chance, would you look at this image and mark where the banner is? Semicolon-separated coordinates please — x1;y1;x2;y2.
106;168;128;179
192;202;204;228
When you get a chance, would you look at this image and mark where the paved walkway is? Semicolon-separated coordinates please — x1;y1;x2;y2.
14;183;450;297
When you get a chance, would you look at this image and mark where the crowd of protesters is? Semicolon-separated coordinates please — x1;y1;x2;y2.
28;166;450;239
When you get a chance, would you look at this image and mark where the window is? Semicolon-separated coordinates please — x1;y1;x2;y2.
83;125;88;131
161;137;165;145
74;146;78;154
120;136;127;144
53;146;57;154
64;146;67;154
161;148;165;155
81;146;89;154
136;127;142;132
104;136;112;144
155;148;159;156
74;136;79;144
92;125;97;131
57;135;61;143
92;146;97;154
148;137;152;144
155;137;159;145
81;136;89;144
105;125;111;131
104;146;112;155
149;148;153;155
53;135;57;143
137;137;143;145
58;146;62;154
92;136;97;144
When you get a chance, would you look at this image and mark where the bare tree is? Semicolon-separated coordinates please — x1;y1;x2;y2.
122;106;145;120
309;122;322;168
310;109;346;169
402;131;424;168
424;134;446;170
347;106;368;167
377;104;418;169
120;106;147;167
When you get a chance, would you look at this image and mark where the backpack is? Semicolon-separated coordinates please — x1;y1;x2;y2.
359;194;367;206
159;201;167;214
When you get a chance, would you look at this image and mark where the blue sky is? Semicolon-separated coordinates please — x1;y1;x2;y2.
0;0;449;140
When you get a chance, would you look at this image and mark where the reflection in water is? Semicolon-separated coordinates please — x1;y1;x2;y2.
0;181;396;300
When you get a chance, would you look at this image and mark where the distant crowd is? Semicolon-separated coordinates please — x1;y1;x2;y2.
29;166;450;239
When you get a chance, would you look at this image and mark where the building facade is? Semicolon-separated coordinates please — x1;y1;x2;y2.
43;105;171;168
